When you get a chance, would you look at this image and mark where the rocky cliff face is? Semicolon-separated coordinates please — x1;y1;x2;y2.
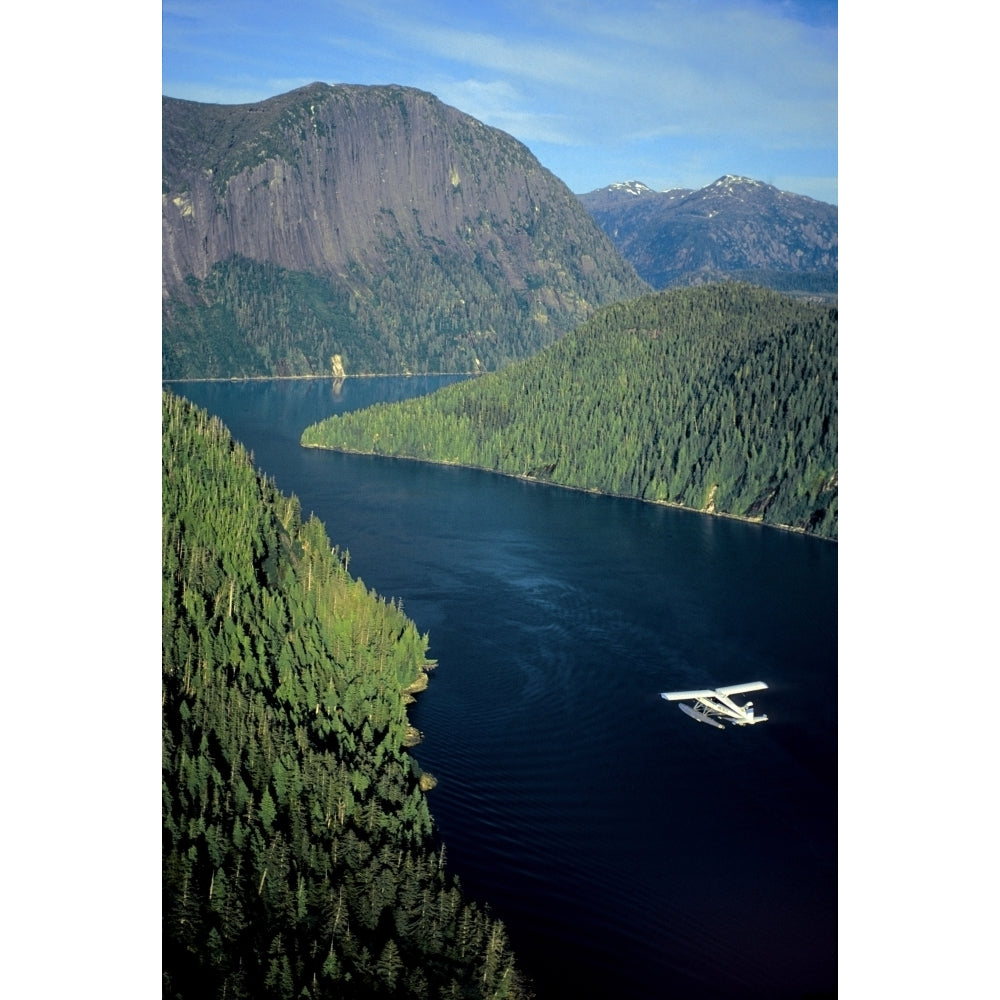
578;175;837;295
162;84;647;377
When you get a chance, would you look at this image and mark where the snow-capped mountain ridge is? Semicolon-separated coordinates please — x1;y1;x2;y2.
605;180;656;196
705;174;765;195
578;175;837;294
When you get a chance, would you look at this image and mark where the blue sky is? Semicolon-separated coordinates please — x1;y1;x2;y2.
162;0;837;203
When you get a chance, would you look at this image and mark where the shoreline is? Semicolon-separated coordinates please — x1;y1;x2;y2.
164;375;835;543
300;442;837;543
162;372;477;384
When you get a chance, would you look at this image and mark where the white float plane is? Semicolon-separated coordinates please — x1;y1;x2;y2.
660;682;768;729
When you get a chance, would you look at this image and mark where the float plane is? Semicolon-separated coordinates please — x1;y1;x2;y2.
660;682;768;729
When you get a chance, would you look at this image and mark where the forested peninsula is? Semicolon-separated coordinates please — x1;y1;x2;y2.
301;284;838;538
163;391;530;999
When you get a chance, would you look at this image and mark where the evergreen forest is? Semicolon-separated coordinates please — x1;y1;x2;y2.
301;284;837;538
162;249;641;380
163;391;530;999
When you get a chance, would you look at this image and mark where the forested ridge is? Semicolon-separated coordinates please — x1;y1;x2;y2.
163;391;530;998
301;284;837;538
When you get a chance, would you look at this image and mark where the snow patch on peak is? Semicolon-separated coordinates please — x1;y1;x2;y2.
607;180;655;196
709;174;762;191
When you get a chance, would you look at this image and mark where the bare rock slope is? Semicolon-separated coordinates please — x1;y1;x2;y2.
163;83;647;377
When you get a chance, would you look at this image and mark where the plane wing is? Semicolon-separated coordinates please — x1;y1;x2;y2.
715;681;768;696
660;689;716;701
661;682;767;701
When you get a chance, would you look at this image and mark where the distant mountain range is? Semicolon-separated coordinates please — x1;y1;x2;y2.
578;176;837;296
162;83;647;378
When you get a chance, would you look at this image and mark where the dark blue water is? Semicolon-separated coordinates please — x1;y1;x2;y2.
169;377;837;1000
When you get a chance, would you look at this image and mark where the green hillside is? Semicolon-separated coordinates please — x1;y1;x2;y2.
162;391;529;999
301;284;838;538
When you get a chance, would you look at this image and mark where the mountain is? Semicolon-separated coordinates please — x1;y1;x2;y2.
301;284;838;539
578;175;837;296
163;83;648;379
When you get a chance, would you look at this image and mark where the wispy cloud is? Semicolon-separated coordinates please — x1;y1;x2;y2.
420;78;571;145
354;0;835;151
162;0;836;200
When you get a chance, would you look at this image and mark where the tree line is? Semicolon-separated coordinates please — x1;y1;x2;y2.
300;284;838;538
163;390;531;998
